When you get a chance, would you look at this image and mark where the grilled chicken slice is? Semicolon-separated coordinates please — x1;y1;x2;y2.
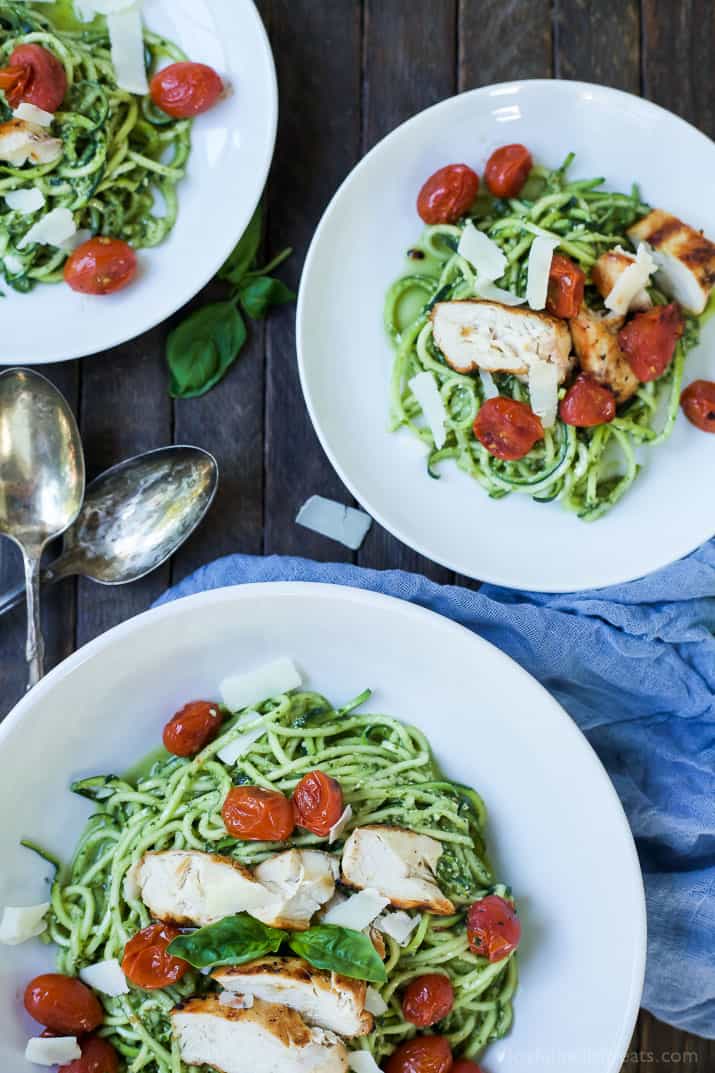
569;307;639;404
0;119;62;166
431;299;573;380
252;850;339;930
125;850;271;927
627;209;715;315
213;956;373;1038
171;994;347;1073
591;249;653;313
341;826;454;916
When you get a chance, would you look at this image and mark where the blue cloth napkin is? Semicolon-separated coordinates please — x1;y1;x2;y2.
156;544;715;1038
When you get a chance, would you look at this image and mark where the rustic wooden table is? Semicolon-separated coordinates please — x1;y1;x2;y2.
1;1;713;1067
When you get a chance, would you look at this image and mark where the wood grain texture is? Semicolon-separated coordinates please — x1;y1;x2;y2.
458;0;552;88
554;0;640;91
642;0;715;136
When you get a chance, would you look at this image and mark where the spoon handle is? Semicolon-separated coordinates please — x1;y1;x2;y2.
0;565;63;618
23;553;44;689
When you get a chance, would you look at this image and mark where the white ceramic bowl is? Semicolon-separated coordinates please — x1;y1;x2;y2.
297;80;715;591
0;583;645;1072
1;0;277;364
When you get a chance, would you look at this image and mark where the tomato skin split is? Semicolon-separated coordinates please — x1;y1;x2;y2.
618;302;684;382
402;973;455;1027
121;923;189;990
163;700;223;756
222;785;295;841
417;164;480;225
473;396;544;461
560;374;616;428
292;769;344;837
466;894;521;963
3;44;67;112
547;253;585;318
384;1035;454;1073
484;144;532;198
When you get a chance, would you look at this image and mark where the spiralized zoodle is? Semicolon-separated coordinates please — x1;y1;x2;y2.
385;154;704;521
38;687;517;1072
0;2;191;290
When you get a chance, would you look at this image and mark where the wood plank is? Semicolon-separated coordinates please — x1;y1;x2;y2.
263;0;362;563
458;0;551;88
0;362;78;717
637;1010;715;1072
554;0;640;90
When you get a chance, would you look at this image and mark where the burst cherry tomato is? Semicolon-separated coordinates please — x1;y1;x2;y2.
385;1035;453;1073
559;374;616;427
617;302;684;382
222;785;295;841
121;923;189;990
64;237;137;295
59;1036;120;1073
451;1062;484;1073
484;144;532;199
292;769;344;837
150;62;224;118
162;700;223;757
402;973;454;1027
546;253;585;318
467;894;521;963
2;44;67;112
24;974;103;1035
681;379;715;433
417;164;480;225
473;396;543;461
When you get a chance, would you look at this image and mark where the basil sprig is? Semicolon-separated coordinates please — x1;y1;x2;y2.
167;913;387;983
166;205;295;399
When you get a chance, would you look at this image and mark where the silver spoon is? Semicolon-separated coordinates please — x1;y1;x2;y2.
0;368;85;689
0;445;218;618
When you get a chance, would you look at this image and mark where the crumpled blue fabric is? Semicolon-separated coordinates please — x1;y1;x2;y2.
156;543;715;1037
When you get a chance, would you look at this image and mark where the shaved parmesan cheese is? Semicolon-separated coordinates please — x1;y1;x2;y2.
4;253;24;275
364;987;388;1016
5;187;45;214
296;495;372;550
220;658;302;713
219;991;254;1009
0;903;49;945
458;220;506;282
526;235;559;310
88;0;138;12
108;5;149;94
479;369;499;400
79;958;129;997
13;103;53;127
473;279;525;306
527;359;560;429
348;1051;383;1073
322;888;389;930
328;804;353;844
18;207;76;250
59;227;92;253
604;242;655;316
217;713;271;765
408;371;447;449
373;909;419;946
25;1037;81;1066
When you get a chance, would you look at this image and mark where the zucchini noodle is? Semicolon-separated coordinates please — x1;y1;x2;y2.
40;687;517;1072
0;2;191;290
385;154;704;520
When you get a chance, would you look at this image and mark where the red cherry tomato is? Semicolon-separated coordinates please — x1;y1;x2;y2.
473;396;543;461
222;785;295;841
64;237;137;296
559;374;616;427
484;144;532;199
121;923;189;990
451;1062;484;1073
385;1035;453;1073
417;164;480;225
546;253;585;318
402;973;454;1027
292;770;344;837
24;974;103;1035
617;302;684;382
467;894;521;963
681;379;715;433
4;44;67;112
162;700;223;756
150;62;224;118
59;1036;120;1073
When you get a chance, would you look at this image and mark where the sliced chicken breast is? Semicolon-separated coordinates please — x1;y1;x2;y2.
0;119;62;166
431;299;573;380
627;209;715;315
252;849;340;930
213;956;372;1038
126;850;271;927
171;994;347;1073
341;826;454;916
591;249;652;312
569;307;639;404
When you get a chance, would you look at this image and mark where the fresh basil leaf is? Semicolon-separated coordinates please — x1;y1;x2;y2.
238;276;296;320
167;301;246;399
167;913;287;969
289;925;387;983
219;205;263;285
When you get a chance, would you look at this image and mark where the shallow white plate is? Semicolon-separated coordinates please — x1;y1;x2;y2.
1;0;277;364
0;582;645;1072
297;80;715;591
